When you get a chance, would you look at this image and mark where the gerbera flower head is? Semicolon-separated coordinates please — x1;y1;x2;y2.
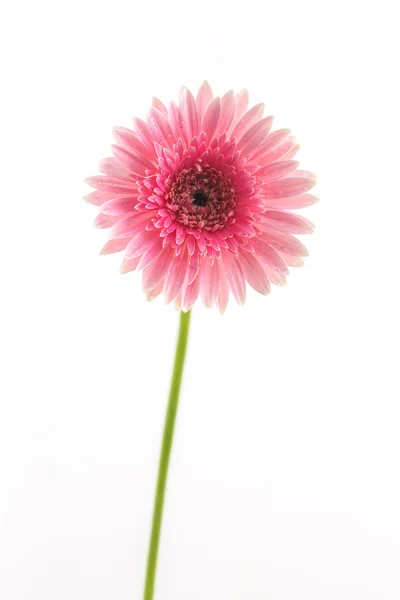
85;82;317;312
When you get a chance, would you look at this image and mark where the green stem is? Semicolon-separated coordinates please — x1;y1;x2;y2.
143;310;191;600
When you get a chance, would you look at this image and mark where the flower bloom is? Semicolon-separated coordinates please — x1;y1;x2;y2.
85;82;317;312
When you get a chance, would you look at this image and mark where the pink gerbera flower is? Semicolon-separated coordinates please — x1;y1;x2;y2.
85;82;317;312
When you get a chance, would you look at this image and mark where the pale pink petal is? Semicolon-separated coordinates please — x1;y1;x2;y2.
164;247;188;304
187;250;201;284
168;101;184;142
256;136;298;165
229;89;249;132
230;103;265;142
238;250;270;295
196;81;213;122
251;237;289;273
125;230;159;258
264;193;319;209
85;176;138;194
142;245;173;292
174;291;183;312
120;255;141;274
94;213;124;229
84;190;118;206
264;265;287;286
263;211;314;234
147;107;175;148
132;117;155;153
216;257;229;314
181;271;201;312
110;212;155;239
152;96;168;118
256;160;299;182
112;145;157;177
98;157;131;178
251;129;292;162
100;237;130;256
260;229;309;257
179;89;199;145
294;169;316;179
100;197;138;215
216;90;235;135
112;127;157;162
280;144;300;160
237;116;274;155
201;97;221;141
278;252;304;267
262;176;316;199
223;252;246;305
137;238;164;270
146;279;165;301
200;257;220;307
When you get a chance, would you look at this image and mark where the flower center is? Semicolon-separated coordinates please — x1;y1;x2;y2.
192;190;209;207
165;163;237;232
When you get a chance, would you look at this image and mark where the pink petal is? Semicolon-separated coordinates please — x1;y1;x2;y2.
260;229;309;257
264;193;319;210
85;176;138;194
147;107;175;148
216;256;229;314
262;176;316;199
100;237;130;255
256;136;298;166
112;145;157;177
187;250;200;285
168;101;184;142
251;129;292;162
152;96;168;118
237;116;274;155
94;213;123;229
278;252;304;267
238;250;271;295
110;211;155;239
201;97;221;141
100;197;138;215
174;291;182;311
256;160;299;182
181;271;201;312
84;190;118;206
294;169;316;179
125;230;159;258
120;255;141;274
264;265;287;286
132;118;155;153
146;279;165;302
216;90;235;135
229;89;249;133
251;237;289;273
263;211;314;234
137;237;164;270
230;103;265;142
200;257;220;308
142;245;173;292
280;144;300;160
179;89;199;145
223;252;246;305
113;127;156;162
196;81;213;122
164;246;188;304
98;156;130;178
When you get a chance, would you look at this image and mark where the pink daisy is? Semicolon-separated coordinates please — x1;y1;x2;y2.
85;82;317;312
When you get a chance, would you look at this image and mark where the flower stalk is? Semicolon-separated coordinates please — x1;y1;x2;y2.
143;310;191;600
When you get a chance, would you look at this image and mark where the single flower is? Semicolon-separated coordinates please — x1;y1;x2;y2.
85;82;317;312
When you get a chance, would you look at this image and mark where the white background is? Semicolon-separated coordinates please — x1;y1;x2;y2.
1;0;400;598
